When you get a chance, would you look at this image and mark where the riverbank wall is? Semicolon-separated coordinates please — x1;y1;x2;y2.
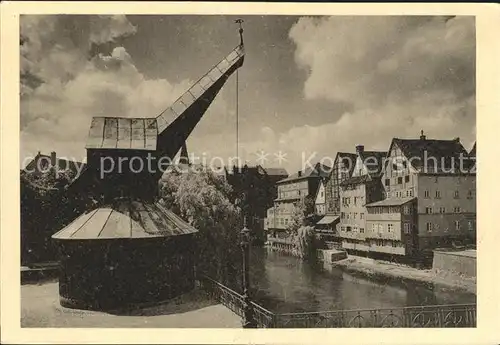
265;239;476;294
331;256;476;295
432;249;476;279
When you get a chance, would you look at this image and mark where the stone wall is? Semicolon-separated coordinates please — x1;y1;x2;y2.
432;249;476;279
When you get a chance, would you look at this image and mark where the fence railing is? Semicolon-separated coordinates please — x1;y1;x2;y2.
199;275;476;328
275;304;476;328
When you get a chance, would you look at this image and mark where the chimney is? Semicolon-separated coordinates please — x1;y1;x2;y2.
356;145;364;153
50;151;56;167
298;170;302;177
453;137;460;143
420;130;426;140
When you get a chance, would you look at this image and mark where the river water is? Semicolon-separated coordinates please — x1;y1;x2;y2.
248;248;476;314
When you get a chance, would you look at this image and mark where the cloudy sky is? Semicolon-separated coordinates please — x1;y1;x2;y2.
20;15;476;173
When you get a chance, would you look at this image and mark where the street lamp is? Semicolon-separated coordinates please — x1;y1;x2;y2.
240;194;257;328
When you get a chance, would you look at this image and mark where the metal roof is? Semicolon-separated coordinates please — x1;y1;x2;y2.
316;215;340;225
86;117;158;150
52;199;198;240
365;197;416;207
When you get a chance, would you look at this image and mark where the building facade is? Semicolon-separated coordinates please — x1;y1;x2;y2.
325;152;357;215
265;162;331;236
314;179;327;216
365;132;476;264
338;145;387;254
365;197;418;258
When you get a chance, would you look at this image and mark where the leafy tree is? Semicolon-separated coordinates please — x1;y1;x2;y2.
159;168;243;289
286;195;315;234
285;195;320;261
20;168;82;265
293;225;317;261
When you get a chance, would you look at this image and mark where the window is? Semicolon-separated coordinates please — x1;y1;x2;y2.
424;190;430;198
455;220;460;231
409;189;414;197
341;226;345;232
354;197;358;205
405;175;410;183
454;206;461;213
403;206;410;215
353;226;358;233
347;213;350;219
346;226;352;232
403;161;407;169
320;191;324;197
360;228;365;233
454;190;460;199
341;212;345;219
435;190;441;199
467;190;474;199
425;207;433;214
385;179;390;186
360;213;364;220
439;207;446;214
388;224;394;232
354;213;357;219
397;177;403;184
404;223;411;234
426;223;433;232
468;220;474;231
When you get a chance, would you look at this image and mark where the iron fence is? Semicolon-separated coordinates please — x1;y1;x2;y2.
275;304;476;328
198;275;476;328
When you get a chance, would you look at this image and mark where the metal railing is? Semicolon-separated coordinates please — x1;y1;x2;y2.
275;304;476;328
199;275;476;328
199;275;276;327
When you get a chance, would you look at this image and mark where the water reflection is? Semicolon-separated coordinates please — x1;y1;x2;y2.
249;248;476;313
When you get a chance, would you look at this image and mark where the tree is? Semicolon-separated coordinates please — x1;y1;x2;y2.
286;195;315;234
159;168;243;289
286;195;319;261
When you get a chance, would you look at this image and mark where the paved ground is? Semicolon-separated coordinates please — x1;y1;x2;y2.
21;280;242;328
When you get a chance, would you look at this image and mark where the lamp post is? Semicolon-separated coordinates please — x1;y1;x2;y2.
240;194;257;328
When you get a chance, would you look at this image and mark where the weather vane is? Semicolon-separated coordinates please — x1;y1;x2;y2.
235;19;244;46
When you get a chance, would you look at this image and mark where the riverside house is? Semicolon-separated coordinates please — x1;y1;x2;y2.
314;179;327;216
366;132;476;265
338;145;387;254
316;152;357;245
265;162;330;237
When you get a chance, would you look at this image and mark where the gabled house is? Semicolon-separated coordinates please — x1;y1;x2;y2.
314;178;327;216
366;131;476;265
338;145;387;254
325;152;357;215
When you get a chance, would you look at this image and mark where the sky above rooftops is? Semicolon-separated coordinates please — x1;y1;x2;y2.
20;15;476;172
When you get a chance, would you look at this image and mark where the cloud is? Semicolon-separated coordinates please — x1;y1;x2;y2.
284;15;476;168
20;15;193;164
